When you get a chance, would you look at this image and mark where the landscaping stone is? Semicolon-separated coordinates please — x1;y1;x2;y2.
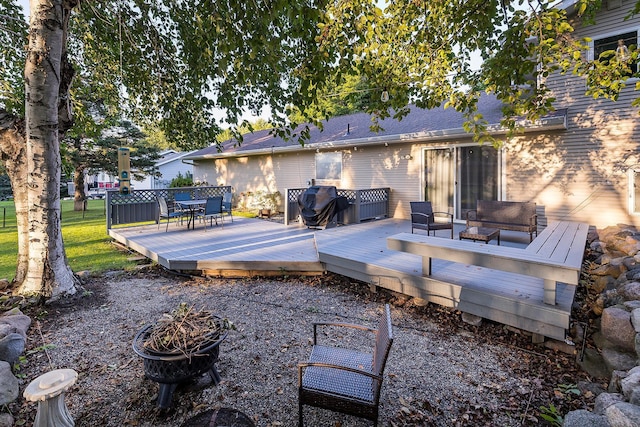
0;332;25;364
604;401;640;427
461;312;482;326
578;348;610;379
0;412;14;427
0;361;18;406
620;369;640;400
621;282;640;301
594;275;616;293
594;392;625;414
601;307;636;351
632;309;640;332
602;347;638;373
0;308;31;340
562;409;609;427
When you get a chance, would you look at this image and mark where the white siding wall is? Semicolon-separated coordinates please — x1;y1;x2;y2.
504;0;640;228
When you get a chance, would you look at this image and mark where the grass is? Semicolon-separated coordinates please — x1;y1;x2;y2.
0;199;136;281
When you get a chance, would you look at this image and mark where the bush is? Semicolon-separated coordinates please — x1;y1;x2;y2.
169;172;193;188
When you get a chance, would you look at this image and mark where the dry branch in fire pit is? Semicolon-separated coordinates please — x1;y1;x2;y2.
142;303;232;357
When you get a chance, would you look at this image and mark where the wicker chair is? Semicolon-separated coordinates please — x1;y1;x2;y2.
297;304;394;426
410;201;454;238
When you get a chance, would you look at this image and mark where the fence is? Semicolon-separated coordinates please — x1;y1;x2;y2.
106;186;232;229
284;187;390;226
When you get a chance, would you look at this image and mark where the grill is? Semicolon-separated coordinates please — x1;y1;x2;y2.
132;323;227;408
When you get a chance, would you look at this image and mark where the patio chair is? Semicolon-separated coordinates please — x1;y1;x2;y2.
410;201;453;238
157;196;185;232
222;192;233;223
173;192;191;221
298;304;394;427
198;196;224;231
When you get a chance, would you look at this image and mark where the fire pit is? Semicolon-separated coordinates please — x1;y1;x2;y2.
132;321;228;408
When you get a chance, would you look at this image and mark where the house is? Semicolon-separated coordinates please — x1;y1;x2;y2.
184;0;640;229
131;149;196;190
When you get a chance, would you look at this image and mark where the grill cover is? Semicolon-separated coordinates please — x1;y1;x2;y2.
298;186;349;228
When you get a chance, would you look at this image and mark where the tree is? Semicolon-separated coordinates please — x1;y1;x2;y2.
64;121;161;209
1;0;640;300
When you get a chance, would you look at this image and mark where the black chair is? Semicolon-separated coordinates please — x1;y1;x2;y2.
157;196;185;232
198;196;224;231
410;201;453;238
298;304;394;426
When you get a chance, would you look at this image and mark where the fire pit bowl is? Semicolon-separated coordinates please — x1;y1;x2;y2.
132;323;228;408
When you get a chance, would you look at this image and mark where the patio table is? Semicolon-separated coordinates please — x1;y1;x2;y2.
459;226;500;245
177;199;206;229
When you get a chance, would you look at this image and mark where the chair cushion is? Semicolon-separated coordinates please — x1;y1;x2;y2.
301;345;374;403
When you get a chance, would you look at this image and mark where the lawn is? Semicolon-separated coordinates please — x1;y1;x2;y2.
0;199;136;281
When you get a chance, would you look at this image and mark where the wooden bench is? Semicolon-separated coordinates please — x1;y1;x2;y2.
387;221;589;305
466;200;538;242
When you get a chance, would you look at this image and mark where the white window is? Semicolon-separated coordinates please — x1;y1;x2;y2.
315;152;342;181
630;168;640;215
589;29;638;76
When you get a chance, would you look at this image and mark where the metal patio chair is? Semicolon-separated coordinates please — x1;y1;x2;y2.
222;192;233;223
157;196;185;232
298;304;394;426
410;201;453;238
198;196;224;231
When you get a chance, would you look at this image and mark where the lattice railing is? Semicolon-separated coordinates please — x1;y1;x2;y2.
106;186;232;229
284;187;390;225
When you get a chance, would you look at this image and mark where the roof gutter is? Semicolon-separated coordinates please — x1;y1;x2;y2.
184;113;567;161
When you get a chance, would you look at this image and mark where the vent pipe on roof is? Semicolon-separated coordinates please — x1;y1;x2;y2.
344;123;350;137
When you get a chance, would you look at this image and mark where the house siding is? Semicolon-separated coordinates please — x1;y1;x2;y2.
504;0;640;228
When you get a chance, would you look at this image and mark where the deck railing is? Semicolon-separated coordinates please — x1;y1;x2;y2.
284;187;390;226
106;186;232;229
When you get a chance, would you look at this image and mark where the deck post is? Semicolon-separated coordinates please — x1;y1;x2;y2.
422;257;431;276
543;279;556;305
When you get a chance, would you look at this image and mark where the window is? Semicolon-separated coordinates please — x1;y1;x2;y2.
630;169;640;214
591;30;638;75
315;152;342;181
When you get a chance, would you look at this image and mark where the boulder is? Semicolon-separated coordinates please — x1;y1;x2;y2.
0;309;31;340
0;412;14;427
604;402;640;427
632;309;640;332
562;409;609;427
594;275;617;293
620;282;640;301
621;370;640;400
591;262;626;279
601;307;636;351
0;361;18;406
594;392;625;414
602;347;637;373
0;333;25;364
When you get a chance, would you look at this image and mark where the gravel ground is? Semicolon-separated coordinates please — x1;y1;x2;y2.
10;267;598;426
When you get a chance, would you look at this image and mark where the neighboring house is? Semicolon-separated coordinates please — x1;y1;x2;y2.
131;149;196;189
184;1;640;229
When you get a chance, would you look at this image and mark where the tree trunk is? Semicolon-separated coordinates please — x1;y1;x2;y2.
15;0;78;299
0;114;29;284
73;166;86;211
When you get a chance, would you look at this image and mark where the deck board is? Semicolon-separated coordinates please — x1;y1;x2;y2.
109;217;579;340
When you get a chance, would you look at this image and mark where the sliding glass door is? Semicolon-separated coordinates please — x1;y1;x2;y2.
424;145;500;220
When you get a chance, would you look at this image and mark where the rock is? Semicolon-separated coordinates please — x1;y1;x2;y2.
461;312;482;326
594;392;625;414
601;307;636;351
626;301;640;310
545;339;576;355
594;275;617;293
591;262;626;279
578;348;611;380
0;311;31;340
604;402;640;427
0;333;25;364
0;279;9;291
632;309;640;332
602;347;637;373
0;412;14;427
621;371;640;400
76;270;91;281
562;409;609;427
623;256;640;270
610;370;629;393
620;282;640;301
0;361;18;406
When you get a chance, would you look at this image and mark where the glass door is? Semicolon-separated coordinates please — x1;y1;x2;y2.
424;146;499;220
424;148;455;215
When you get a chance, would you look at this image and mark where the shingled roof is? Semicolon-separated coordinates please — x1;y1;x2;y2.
184;95;566;160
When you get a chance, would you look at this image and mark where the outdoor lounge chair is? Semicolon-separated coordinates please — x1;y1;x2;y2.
297;304;394;426
198;196;224;231
410;201;454;238
157;196;185;232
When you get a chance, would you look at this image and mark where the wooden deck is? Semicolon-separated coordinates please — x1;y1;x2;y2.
109;217;579;341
